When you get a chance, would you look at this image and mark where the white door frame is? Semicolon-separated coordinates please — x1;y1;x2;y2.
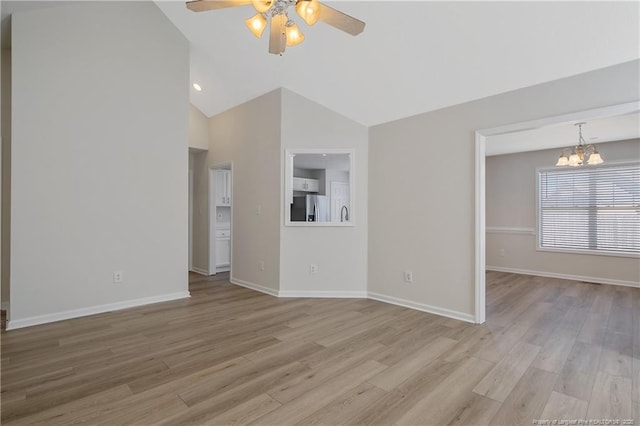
474;101;639;324
209;163;233;276
189;168;194;271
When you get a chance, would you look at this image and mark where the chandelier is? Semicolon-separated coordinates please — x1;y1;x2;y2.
555;122;604;167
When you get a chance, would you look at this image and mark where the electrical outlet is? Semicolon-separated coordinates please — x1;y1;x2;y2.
499;248;506;257
404;270;413;283
113;271;124;283
309;264;318;274
259;261;265;271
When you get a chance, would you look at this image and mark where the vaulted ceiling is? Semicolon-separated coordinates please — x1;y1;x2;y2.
156;1;639;126
2;1;638;127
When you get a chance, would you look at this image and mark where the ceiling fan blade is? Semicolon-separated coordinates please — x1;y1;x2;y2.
318;3;365;36
186;0;252;12
269;14;287;55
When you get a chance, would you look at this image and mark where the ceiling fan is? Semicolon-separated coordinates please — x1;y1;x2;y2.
186;0;366;55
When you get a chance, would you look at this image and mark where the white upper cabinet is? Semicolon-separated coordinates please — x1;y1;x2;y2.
292;177;319;192
214;169;231;206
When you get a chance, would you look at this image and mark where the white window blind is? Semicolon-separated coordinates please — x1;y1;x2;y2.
538;162;640;256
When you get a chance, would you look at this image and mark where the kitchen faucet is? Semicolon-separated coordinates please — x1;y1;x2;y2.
340;205;349;222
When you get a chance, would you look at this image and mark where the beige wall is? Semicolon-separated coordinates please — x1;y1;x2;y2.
188;104;209;273
189;104;209;150
9;2;189;327
207;90;281;291
203;89;368;295
190;149;209;273
1;47;10;308
486;138;640;286
369;60;640;319
280;89;369;295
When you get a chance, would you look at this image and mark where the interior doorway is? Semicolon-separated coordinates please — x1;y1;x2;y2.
189;167;193;271
474;101;640;324
188;147;207;276
209;164;233;276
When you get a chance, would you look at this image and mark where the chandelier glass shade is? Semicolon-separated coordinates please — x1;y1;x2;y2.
555;123;604;167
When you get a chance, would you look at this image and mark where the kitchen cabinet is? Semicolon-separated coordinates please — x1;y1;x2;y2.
214;170;231;206
216;238;231;268
292;177;319;192
215;238;230;268
215;228;230;270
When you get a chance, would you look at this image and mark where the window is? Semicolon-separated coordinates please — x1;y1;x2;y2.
537;162;640;256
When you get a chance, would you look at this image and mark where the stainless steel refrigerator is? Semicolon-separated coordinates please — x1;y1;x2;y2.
291;195;329;222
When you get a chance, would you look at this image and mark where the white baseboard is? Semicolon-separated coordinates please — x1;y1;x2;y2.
230;278;472;322
367;291;475;324
190;267;210;276
486;266;640;288
230;277;279;297
230;278;367;299
6;291;191;330
279;290;367;298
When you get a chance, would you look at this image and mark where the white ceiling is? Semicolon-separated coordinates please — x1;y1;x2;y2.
2;1;638;127
486;112;640;156
155;0;640;126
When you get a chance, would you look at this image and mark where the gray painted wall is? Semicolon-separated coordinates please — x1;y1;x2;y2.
207;90;282;291
189;104;209;151
9;1;189;326
201;88;368;295
369;60;640;318
190;150;209;273
280;89;369;295
1;47;10;308
188;105;209;274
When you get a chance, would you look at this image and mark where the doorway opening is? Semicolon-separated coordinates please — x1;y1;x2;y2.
209;164;233;276
474;101;640;324
188;148;207;276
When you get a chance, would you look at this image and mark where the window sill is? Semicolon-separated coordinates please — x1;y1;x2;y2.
536;246;640;259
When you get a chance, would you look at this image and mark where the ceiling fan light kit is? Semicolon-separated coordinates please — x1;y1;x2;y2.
295;0;320;26
187;0;365;55
269;13;287;54
285;20;304;46
245;13;267;38
252;0;274;13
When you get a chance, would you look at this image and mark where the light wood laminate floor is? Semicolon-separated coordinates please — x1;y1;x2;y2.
1;271;638;425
